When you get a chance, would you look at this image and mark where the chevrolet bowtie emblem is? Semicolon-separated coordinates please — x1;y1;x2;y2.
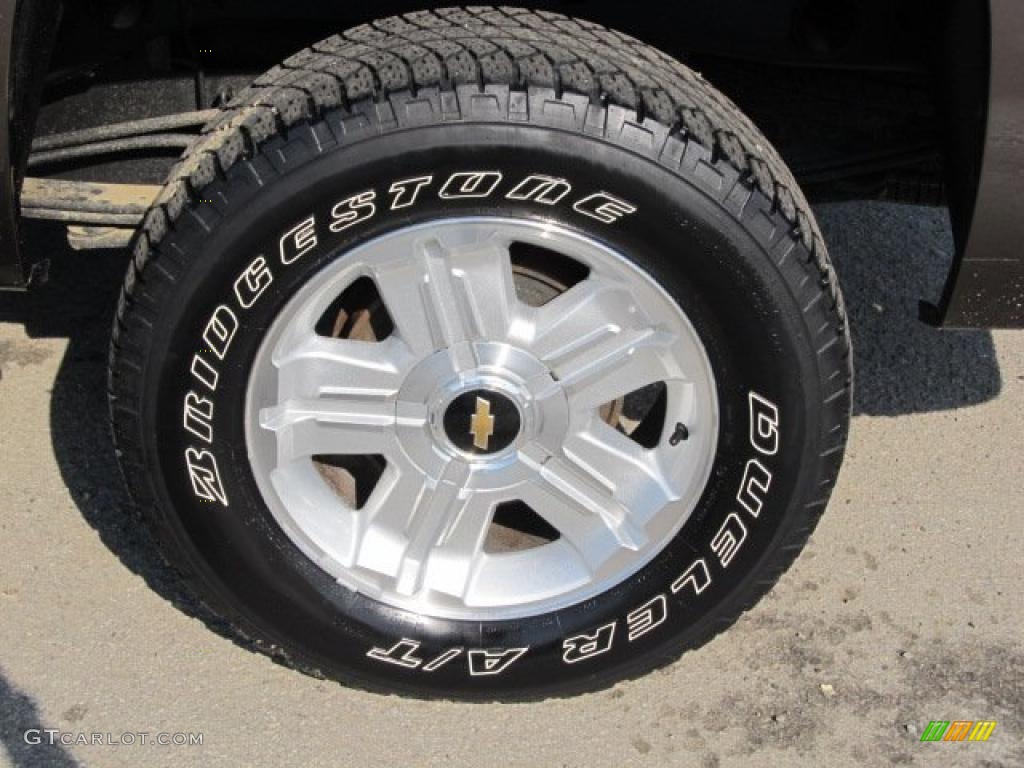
469;396;495;450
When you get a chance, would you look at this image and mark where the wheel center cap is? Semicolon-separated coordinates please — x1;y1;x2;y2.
443;389;521;455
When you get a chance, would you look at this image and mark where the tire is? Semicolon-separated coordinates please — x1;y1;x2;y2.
109;6;851;700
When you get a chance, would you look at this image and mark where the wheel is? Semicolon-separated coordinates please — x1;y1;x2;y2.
109;7;851;700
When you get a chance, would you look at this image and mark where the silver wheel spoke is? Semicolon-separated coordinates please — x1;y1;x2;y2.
355;460;477;598
519;444;648;557
558;326;679;413
274;333;409;401
259;398;395;459
529;277;681;410
529;277;640;361
260;334;405;460
419;490;495;599
563;420;679;519
510;483;620;574
370;231;518;364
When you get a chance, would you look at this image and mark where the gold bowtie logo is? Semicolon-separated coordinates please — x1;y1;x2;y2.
469;396;495;450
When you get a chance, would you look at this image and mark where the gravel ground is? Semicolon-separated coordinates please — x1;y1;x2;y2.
0;201;1021;767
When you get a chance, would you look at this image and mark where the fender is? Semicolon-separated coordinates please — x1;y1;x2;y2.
930;0;1024;327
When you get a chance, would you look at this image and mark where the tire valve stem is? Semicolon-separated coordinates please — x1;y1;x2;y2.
669;422;689;446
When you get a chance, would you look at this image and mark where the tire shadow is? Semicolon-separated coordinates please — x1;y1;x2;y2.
0;222;238;641
817;201;1001;416
0;202;1003;637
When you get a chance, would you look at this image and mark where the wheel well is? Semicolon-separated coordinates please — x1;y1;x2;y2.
22;0;982;202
